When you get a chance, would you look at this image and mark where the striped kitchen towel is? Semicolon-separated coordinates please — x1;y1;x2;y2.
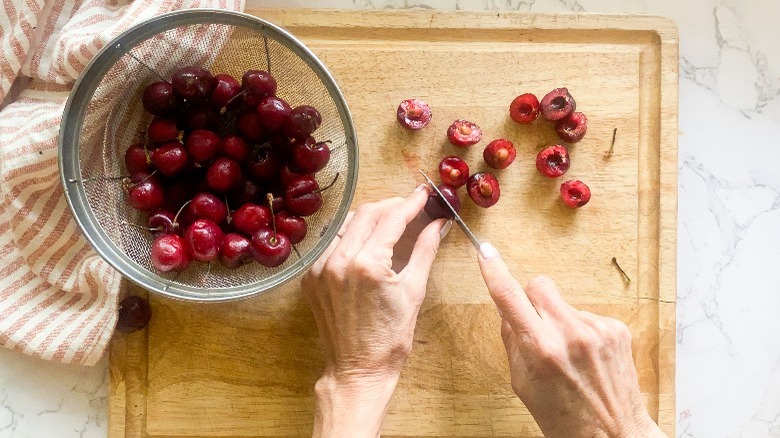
0;0;245;366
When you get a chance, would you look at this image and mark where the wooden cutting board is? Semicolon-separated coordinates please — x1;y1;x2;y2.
109;9;677;437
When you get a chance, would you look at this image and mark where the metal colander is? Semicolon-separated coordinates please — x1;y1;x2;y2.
59;10;358;302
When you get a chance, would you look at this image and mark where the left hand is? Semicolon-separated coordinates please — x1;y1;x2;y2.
303;185;450;437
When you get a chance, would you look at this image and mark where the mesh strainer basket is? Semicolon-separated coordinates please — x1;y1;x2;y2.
59;10;358;302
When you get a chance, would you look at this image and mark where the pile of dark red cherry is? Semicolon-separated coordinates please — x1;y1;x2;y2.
124;66;334;273
396;88;591;218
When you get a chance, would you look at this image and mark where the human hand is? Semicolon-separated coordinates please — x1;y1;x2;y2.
477;242;666;438
303;186;450;437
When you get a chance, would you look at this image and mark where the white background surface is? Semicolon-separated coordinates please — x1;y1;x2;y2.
2;0;779;436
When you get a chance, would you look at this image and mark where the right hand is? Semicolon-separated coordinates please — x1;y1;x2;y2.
477;242;666;438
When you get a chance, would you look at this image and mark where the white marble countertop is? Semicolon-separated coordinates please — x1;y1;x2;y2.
2;1;779;437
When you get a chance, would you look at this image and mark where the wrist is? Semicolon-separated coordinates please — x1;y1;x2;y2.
313;370;400;438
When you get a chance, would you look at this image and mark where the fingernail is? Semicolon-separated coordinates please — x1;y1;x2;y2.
414;184;427;193
439;220;452;239
479;242;497;259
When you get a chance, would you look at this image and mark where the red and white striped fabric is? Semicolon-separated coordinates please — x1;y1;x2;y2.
0;0;245;366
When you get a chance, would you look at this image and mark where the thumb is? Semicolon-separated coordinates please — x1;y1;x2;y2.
401;218;450;289
478;242;539;334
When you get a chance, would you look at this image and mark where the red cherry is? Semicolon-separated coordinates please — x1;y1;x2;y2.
125;171;165;211
232;203;271;236
257;96;291;133
536;145;570;178
540;88;576;121
147;118;179;144
125;143;151;174
228;179;262;206
438;156;469;188
447;120;482;147
210;73;241;109
509;93;540;124
206;157;242;192
150;142;188;177
183;105;219;131
142;81;176;116
171;66;216;101
483;139;517;170
222;135;250;162
250;228;291;267
396;99;432;130
560;180;591;208
185;129;222;165
274;211;307;244
284;105;321;140
279;163;312;186
247;149;281;182
467;172;500;208
237;111;266;142
292;140;330;173
151;234;191;272
555;112;588;143
219;233;253;269
183;219;224;262
241;70;277;104
285;176;322;216
424;184;461;219
187;192;228;225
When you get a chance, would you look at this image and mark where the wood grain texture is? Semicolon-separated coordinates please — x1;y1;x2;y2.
109;9;678;437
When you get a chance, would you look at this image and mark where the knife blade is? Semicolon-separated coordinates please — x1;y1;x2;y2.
419;169;481;249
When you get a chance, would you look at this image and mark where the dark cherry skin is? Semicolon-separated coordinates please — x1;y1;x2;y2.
396;99;432;130
237;111;266;142
257;96;292;133
540;88;576;121
467;172;500;208
206;157;242;192
228;179;261;206
183;105;219;131
125;171;165;212
555;112;588;143
232;203;272;236
424;184;461;219
536;145;571;178
219;233;253;269
116;295;152;333
284;105;322;140
185;129;222;165
247;149;281;182
151;142;188;176
292;140;330;173
267;190;286;213
164;179;194;211
125;143;151;174
222;135;250;162
509;93;540;124
560;180;591;208
279;163;312;186
148;209;177;237
285;176;322;216
150;234;191;272
142;81;176;116
250;228;292;267
447;120;482;147
171;66;216;101
274;211;307;244
270;133;296;153
183;219;224;262
438;156;469;188
187;192;228;225
242;70;277;106
483;139;517;170
210;73;242;109
147;118;179;144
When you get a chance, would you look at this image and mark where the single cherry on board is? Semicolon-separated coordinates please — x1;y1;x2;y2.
116;295;153;333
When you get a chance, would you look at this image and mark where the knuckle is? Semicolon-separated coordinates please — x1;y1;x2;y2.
568;327;601;357
351;252;379;279
525;275;557;294
535;340;565;367
355;203;377;218
611;318;632;342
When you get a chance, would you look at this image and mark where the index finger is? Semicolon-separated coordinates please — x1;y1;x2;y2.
477;242;541;339
363;184;430;250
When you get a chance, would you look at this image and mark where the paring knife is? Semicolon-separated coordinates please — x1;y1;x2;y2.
419;169;481;249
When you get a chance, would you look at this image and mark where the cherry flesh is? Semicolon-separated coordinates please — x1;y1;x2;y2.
555;112;588;143
467;172;500;208
536;145;570;178
509;93;540;124
396;99;432;130
540;88;576;121
438;156;469;188
447;120;482;147
560;180;591;208
483;139;517;170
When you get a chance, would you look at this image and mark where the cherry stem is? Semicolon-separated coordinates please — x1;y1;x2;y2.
611;257;631;284
126;52;166;81
221;89;247;114
604;128;617;157
135;169;158;185
314;172;340;194
172;200;192;227
292;245;301;259
267;193;278;238
124;222;163;233
224;195;232;224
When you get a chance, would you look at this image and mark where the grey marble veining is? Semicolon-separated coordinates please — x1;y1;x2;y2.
1;1;778;437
